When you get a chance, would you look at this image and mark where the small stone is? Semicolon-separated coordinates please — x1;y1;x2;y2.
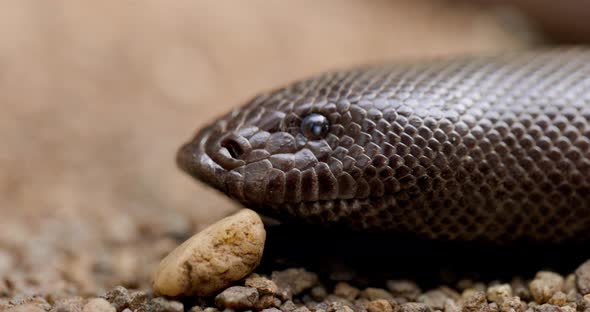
487;285;513;304
441;287;462;301
149;297;184;312
127;290;151;312
323;295;356;309
368;299;394;312
361;288;394;301
311;285;328;301
153;209;266;297
458;280;477;291
261;308;282;312
214;286;259;310
560;305;576;312
355;298;371;310
254;295;281;310
419;289;454;310
83;299;116;312
401;302;432;312
530;272;564;304
280;301;297;312
532;304;561;312
7;296;51;311
565;290;576;304
8;304;47;312
499;297;525;312
489;302;500;312
445;299;460;312
579;295;590;312
577;260;590;295
189;307;218;312
511;278;531;302
244;274;278;296
547;292;567;306
326;301;354;312
334;283;360;301
563;275;576;295
387;280;422;301
50;297;86;312
461;291;489;312
102;286;131;311
293;307;311;312
272;268;318;299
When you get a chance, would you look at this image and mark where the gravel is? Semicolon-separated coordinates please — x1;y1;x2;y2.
576;260;590;295
6;264;590;312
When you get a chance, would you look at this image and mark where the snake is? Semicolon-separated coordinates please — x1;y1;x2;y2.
177;49;590;243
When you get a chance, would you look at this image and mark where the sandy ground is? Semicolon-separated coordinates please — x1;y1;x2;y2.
0;0;534;299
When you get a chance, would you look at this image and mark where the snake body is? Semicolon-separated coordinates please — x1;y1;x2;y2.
178;49;590;243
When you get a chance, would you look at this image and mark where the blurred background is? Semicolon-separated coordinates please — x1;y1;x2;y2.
0;0;585;299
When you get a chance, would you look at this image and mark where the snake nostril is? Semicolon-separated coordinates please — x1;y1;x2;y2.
221;137;246;159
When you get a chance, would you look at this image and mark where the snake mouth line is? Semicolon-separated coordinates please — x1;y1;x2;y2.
177;126;229;193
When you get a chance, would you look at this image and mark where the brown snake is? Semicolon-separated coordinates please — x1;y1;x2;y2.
178;49;590;243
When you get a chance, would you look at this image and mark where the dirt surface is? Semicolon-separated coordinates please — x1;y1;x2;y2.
0;0;545;308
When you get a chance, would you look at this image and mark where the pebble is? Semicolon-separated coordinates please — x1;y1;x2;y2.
101;287;184;312
461;291;489;312
83;299;115;312
529;272;564;304
445;299;460;312
579;295;590;312
50;297;86;312
280;300;298;312
214;286;259;310
577;260;590;295
499;296;525;312
152;209;266;296
532;304;561;312
245;274;279;296
102;286;131;311
255;295;281;310
563;274;576;294
8;304;47;312
147;297;184;312
387;280;422;301
361;288;394;301
511;278;531;302
419;289;455;310
561;305;576;312
325;301;354;312
401;302;432;312
272;268;318;300
547;291;567;306
334;282;360;301
487;284;513;304
311;285;328;301
6;296;51;311
367;299;395;312
189;306;219;312
489;302;500;312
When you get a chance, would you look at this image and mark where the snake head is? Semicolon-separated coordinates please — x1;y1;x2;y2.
177;70;386;225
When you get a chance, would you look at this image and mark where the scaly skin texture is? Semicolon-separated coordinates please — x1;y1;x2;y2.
178;49;590;243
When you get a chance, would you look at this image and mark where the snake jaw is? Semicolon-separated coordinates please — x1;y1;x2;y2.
177;125;229;194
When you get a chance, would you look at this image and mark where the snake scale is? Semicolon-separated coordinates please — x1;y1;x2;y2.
178;49;590;243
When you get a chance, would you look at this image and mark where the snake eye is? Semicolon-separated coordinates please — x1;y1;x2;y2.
301;113;330;139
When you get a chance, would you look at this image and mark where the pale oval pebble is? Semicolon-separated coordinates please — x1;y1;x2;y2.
152;209;266;296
